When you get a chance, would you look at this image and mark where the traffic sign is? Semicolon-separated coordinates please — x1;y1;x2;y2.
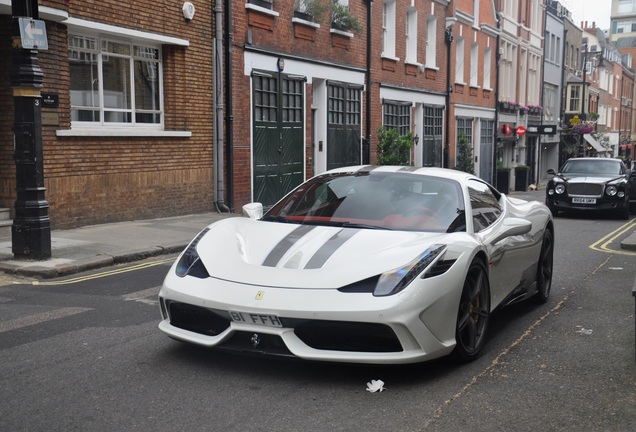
18;18;48;50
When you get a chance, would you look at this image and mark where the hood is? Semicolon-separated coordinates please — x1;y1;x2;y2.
193;218;457;288
556;174;624;184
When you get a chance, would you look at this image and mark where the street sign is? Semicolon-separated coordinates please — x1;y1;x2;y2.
18;18;48;50
526;125;557;135
515;125;527;136
538;125;557;135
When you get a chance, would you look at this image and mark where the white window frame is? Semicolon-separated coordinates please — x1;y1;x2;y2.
483;46;491;90
405;7;418;64
59;18;189;137
543;84;556;122
425;15;437;68
618;0;636;14
473;0;480;28
68;33;163;128
382;0;397;59
470;42;479;87
455;37;465;84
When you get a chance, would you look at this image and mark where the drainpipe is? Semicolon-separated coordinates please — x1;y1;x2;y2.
493;12;501;186
535;6;548;186
363;0;373;165
224;0;235;211
559;28;568;168
213;0;230;212
444;24;454;169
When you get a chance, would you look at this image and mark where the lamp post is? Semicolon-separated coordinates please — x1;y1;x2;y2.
10;0;51;260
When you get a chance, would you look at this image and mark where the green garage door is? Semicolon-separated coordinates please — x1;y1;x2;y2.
327;81;362;170
252;71;305;208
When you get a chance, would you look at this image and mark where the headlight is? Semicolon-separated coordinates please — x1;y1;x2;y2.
554;184;565;194
606;185;618;196
175;228;210;278
374;245;446;297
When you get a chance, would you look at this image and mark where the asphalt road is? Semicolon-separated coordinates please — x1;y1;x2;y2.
0;197;634;432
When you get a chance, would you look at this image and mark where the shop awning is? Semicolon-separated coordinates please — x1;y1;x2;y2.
583;134;606;153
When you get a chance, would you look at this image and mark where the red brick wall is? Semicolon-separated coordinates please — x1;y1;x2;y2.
229;1;369;208
0;1;216;229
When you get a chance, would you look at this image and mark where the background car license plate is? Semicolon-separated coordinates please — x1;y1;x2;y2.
230;311;282;327
572;197;596;204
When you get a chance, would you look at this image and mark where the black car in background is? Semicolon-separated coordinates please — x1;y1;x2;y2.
546;157;631;219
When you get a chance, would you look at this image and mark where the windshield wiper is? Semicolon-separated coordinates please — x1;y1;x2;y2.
261;214;291;223
305;220;388;230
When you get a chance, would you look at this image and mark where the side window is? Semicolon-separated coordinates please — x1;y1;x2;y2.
467;179;502;232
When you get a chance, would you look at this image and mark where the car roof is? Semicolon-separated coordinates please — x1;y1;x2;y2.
564;157;620;163
323;165;476;183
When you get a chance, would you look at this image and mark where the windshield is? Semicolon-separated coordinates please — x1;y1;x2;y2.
264;171;466;233
560;159;622;176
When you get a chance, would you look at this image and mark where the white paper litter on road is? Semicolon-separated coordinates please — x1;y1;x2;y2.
366;379;386;392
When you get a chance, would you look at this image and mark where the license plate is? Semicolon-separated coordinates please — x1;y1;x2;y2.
229;311;282;328
572;197;596;204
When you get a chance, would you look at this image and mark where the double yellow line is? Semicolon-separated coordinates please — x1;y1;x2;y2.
589;218;636;256
32;257;175;286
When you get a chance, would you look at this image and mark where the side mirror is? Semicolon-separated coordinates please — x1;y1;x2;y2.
547;168;556;176
242;202;263;220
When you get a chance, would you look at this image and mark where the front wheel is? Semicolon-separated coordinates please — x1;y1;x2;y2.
451;259;491;362
534;229;554;304
617;203;630;220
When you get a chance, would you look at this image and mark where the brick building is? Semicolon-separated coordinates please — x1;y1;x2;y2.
447;0;499;183
1;0;216;229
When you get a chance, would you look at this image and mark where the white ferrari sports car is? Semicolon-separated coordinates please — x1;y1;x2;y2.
159;166;554;364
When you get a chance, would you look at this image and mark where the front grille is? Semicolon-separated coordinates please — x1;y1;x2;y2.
568;183;602;196
168;302;231;336
219;332;293;356
294;321;403;352
167;301;403;354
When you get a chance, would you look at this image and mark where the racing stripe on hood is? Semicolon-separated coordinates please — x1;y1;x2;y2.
304;228;360;269
262;225;316;267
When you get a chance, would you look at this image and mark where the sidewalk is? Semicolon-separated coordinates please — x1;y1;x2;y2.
0;212;238;279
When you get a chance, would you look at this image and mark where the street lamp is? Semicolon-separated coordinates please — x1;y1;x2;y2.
10;0;51;260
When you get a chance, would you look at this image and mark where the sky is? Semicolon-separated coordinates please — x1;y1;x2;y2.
561;0;612;30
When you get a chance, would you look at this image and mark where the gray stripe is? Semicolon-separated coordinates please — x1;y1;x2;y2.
305;229;359;269
262;225;316;267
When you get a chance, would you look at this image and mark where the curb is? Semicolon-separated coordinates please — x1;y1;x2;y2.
621;233;636;251
0;244;187;279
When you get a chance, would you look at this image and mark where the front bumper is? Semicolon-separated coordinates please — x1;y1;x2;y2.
546;195;628;213
157;267;465;364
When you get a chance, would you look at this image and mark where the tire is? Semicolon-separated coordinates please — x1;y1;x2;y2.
617;204;630;220
546;200;559;217
451;259;491;362
534;229;554;304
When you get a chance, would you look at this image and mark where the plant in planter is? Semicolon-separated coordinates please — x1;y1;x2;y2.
294;0;329;22
455;132;475;174
331;0;362;33
496;162;511;193
376;127;413;166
